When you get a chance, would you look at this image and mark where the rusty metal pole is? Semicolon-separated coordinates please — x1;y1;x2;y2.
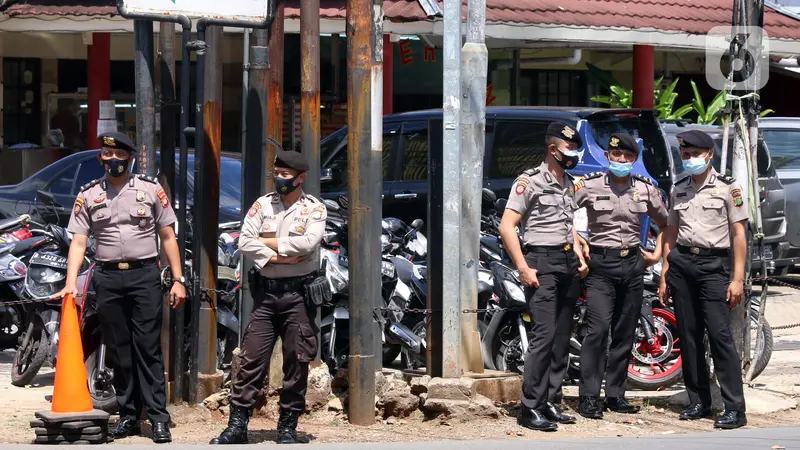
300;0;320;196
157;20;177;401
196;23;222;400
267;0;285;188
347;0;378;425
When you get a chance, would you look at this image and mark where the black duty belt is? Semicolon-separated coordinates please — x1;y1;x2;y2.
259;272;318;292
525;243;574;254
98;257;158;271
590;246;638;258
676;245;729;257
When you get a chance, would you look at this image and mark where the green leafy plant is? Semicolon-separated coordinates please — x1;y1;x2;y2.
689;80;775;124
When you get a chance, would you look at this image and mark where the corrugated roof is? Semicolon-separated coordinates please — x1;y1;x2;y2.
2;0;800;40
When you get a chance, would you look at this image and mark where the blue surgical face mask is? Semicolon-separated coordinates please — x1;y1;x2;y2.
608;161;633;178
682;156;709;175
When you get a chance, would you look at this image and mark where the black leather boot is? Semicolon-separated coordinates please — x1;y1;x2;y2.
604;397;640;414
277;409;301;444
714;410;747;429
209;405;250;444
579;396;603;419
112;418;141;439
516;406;558;431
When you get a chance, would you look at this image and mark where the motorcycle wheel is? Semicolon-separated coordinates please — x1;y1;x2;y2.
747;313;773;380
626;307;683;391
495;335;525;374
0;305;24;350
10;318;48;387
84;348;119;414
400;315;426;371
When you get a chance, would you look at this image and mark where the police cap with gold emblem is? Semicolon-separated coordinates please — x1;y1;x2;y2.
546;121;582;147
274;150;310;172
608;132;640;155
98;131;137;153
676;129;715;150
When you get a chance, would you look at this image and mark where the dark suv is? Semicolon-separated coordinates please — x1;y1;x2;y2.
661;122;795;275
319;107;675;235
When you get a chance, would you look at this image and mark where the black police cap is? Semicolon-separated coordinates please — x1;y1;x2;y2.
608;132;639;155
274;150;309;172
676;129;715;150
98;131;137;153
546;121;582;146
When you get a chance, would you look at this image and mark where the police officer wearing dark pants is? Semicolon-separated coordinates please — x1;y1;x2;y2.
211;150;327;445
573;133;668;418
55;132;187;443
659;129;748;429
500;121;588;431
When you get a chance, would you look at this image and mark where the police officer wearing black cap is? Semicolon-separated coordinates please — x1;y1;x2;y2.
211;150;328;445
500;121;588;431
659;129;748;429
572;132;668;419
55;131;187;443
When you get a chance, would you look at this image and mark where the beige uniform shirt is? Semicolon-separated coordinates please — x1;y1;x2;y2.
668;169;750;249
574;172;668;248
239;191;327;279
505;163;576;247
68;174;177;262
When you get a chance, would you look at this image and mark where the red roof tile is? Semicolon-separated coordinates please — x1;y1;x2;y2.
3;0;800;40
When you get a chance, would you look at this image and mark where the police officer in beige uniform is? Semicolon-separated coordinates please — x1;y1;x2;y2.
55;131;187;443
659;129;748;429
572;133;668;419
211;150;326;445
500;121;588;432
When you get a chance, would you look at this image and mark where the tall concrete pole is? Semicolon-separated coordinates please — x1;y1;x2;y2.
134;19;156;175
459;0;488;374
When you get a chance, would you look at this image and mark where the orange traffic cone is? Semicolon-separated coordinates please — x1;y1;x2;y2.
50;293;93;414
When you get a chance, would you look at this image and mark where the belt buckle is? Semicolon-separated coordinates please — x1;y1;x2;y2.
620;248;630;257
690;247;700;255
118;262;129;270
563;243;572;252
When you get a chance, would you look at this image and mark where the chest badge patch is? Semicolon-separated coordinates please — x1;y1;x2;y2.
633;191;640;202
295;225;306;234
711;187;720;196
137;208;146;216
94;194;105;203
263;223;274;232
731;188;743;207
137;190;146;202
300;207;310;216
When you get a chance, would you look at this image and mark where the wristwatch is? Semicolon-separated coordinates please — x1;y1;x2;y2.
174;276;186;286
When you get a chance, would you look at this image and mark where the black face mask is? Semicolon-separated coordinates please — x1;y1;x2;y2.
553;149;580;170
102;158;130;177
275;176;301;195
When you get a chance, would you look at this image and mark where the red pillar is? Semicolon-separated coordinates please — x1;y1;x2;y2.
87;32;111;149
632;44;655;109
383;34;393;115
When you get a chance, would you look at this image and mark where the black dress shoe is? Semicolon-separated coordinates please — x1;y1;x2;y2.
542;402;577;424
112;418;141;439
714;410;747;429
579;396;603;419
517;406;558;431
150;422;171;444
604;397;641;414
679;404;713;420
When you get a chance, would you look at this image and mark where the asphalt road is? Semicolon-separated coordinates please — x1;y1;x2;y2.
2;427;799;449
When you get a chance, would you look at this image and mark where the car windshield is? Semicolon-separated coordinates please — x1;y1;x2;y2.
588;116;671;182
320;128;347;167
172;155;242;211
761;129;800;170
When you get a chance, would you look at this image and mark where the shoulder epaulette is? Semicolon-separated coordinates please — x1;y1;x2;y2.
717;174;735;185
583;172;603;180
632;173;653;185
79;178;102;192
136;174;158;184
522;168;540;177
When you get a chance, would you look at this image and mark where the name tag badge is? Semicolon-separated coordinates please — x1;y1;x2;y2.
598;195;610;201
677;192;687;198
543;189;556;194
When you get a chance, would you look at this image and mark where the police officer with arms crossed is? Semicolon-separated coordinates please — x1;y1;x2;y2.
572;132;668;419
499;121;588;432
211;150;327;445
54;131;187;443
659;129;748;429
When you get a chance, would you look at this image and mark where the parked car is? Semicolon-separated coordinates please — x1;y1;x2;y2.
318;107;675;239
759;117;800;268
0;150;243;225
661;122;795;275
